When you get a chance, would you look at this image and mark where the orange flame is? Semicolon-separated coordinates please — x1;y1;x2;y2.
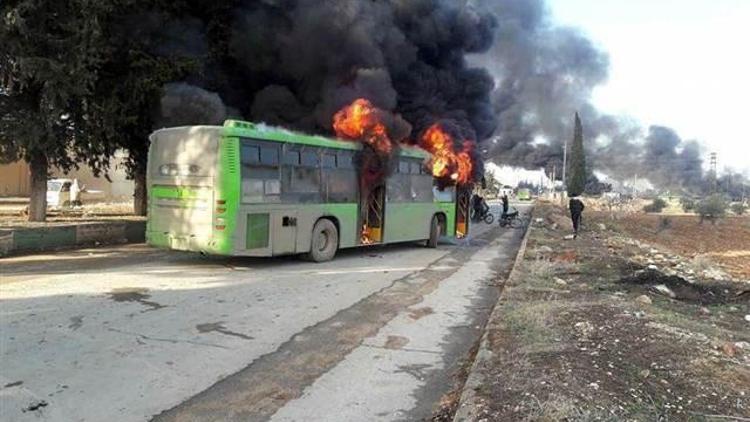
420;124;474;185
361;224;374;245
333;98;393;154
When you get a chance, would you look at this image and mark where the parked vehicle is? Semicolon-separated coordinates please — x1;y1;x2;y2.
46;178;104;208
146;120;472;262
516;188;532;201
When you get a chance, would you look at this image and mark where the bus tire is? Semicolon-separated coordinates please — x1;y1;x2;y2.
426;216;440;248
306;219;339;262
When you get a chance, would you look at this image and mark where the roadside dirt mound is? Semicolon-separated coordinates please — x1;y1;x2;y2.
620;268;750;305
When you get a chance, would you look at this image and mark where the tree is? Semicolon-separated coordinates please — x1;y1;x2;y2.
566;112;586;196
680;196;696;212
696;194;728;224
643;198;667;213
731;202;747;216
85;2;203;215
483;168;500;197
0;1;108;221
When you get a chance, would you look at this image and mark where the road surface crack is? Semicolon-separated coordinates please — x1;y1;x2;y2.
108;327;229;349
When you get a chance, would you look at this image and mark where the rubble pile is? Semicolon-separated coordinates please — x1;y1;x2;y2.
606;235;741;284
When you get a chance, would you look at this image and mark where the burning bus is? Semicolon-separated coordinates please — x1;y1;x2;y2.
146;99;475;262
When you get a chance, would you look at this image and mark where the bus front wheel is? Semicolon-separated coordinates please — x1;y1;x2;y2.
426;216;440;248
306;219;339;262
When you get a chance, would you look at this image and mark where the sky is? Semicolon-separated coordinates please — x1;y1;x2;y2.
547;0;750;175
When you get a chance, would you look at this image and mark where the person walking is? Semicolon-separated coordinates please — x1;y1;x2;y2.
501;194;509;219
569;195;585;238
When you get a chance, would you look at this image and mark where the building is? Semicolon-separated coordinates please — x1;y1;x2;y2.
0;151;134;200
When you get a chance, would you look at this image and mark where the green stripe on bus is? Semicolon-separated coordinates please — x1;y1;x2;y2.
215;136;241;254
151;186;212;200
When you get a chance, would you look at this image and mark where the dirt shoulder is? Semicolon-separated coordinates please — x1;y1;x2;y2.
461;202;750;421
0;201;140;229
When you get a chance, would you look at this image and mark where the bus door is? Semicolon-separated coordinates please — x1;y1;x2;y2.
456;188;470;238
360;185;385;244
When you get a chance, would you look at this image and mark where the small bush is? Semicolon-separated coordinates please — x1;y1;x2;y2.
680;197;696;212
696;194;728;224
657;216;672;232
643;197;667;213
731;202;747;215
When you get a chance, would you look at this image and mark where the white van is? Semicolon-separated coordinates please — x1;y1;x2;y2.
46;178;103;208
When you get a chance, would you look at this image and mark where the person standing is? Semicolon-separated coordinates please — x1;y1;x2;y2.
70;179;81;207
501;194;509;219
569;195;585;238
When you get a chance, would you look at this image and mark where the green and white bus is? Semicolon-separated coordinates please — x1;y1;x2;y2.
146;120;470;261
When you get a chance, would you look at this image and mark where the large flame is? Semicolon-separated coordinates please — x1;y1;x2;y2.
333;98;393;154
420;123;474;185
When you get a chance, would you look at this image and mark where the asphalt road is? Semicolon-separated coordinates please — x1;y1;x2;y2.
1;203;532;422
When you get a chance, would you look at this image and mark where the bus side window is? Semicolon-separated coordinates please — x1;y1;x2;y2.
241;145;260;164
284;150;300;166
240;140;280;202
321;153;336;169
323;150;356;203
398;161;409;174
337;152;353;169
284;148;321;203
301;151;318;167
260;147;279;166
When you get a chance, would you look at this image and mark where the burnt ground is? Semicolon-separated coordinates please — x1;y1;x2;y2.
466;202;750;421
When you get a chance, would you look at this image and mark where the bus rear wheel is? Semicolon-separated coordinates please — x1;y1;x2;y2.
306;219;338;262
426;215;440;248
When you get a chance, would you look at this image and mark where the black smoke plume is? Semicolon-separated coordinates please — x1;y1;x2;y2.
157;83;227;128
470;0;713;192
146;0;497;186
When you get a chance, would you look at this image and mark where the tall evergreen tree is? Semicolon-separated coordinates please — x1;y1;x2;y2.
566;112;587;196
0;0;109;221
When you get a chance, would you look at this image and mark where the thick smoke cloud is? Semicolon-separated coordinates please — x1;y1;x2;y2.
643;126;704;189
158;83;227;128
470;0;713;191
174;0;498;149
145;0;729;192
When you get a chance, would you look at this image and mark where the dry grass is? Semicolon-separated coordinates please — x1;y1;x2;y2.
472;202;750;421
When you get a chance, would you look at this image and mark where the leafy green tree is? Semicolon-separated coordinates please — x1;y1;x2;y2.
566;112;586;196
85;2;203;215
0;0;109;221
644;197;667;213
696;194;728;224
680;196;696;212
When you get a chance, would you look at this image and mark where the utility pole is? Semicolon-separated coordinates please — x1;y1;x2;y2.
710;152;718;193
552;165;556;185
562;140;568;188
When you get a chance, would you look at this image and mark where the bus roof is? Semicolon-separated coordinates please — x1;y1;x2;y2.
222;120;430;160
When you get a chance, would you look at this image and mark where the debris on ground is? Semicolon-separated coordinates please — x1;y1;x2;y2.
459;201;750;421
